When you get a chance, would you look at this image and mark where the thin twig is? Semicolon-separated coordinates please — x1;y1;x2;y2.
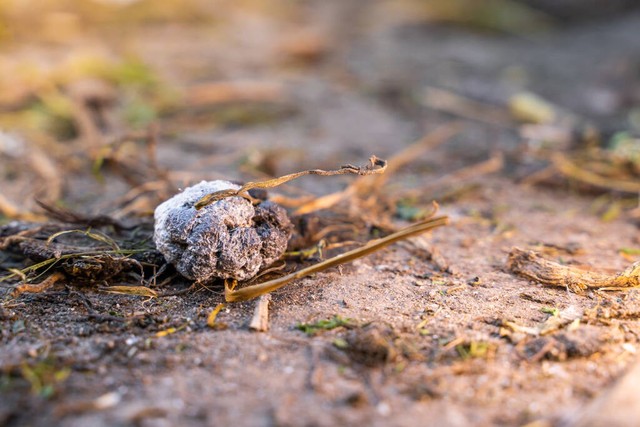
368;122;464;190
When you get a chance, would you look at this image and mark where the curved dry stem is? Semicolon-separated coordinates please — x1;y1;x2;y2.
225;215;449;302
46;229;121;251
195;156;387;209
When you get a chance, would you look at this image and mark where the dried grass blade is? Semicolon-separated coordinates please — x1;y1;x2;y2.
421;87;514;127
46;229;120;251
399;153;504;202
293;186;355;216
11;272;65;297
100;285;158;298
552;153;640;193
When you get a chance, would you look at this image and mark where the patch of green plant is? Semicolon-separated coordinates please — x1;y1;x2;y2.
620;248;640;256
396;200;431;221
9;94;76;139
296;315;355;336
455;341;489;360
601;203;622;222
20;359;71;399
124;96;158;128
609;131;640;166
0;374;11;392
416;0;553;34
332;337;348;349
107;59;158;88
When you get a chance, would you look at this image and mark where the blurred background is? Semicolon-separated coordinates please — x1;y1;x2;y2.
0;0;639;221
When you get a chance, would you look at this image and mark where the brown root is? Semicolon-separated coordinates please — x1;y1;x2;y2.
507;248;640;293
11;272;66;297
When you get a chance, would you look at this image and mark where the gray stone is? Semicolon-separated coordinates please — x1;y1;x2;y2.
154;180;292;282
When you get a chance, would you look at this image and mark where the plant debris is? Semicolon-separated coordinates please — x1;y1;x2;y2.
507;247;640;293
455;341;492;360
225;214;448;302
501;306;582;340
194;155;387;209
19;359;71;399
0;220;161;298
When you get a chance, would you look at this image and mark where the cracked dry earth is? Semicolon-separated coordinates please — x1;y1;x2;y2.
2;2;640;426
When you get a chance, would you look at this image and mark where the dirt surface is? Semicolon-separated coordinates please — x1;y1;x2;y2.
2;1;640;426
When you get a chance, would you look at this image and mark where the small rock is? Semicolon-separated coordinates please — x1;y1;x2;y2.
154;180;292;282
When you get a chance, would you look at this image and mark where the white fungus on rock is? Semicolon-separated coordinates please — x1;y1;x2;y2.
154;180;292;282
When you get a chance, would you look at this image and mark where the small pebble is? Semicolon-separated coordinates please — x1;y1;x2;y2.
154;180;292;282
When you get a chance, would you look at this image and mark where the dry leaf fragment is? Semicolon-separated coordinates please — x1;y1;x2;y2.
101;285;158;298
